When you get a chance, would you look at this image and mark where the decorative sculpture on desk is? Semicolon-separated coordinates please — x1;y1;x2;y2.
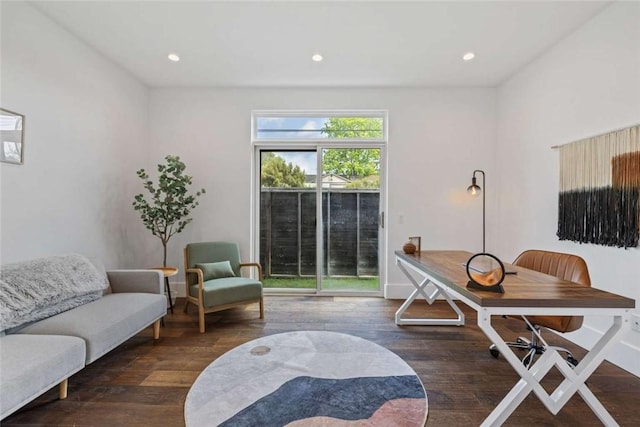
402;241;416;254
465;253;505;294
403;236;421;254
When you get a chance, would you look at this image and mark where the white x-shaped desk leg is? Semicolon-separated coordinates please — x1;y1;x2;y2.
395;258;465;326
478;311;628;426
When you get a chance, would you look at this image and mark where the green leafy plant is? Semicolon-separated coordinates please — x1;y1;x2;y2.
261;152;306;188
133;155;205;266
321;117;381;180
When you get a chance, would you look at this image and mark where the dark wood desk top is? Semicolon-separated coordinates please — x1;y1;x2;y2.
396;250;635;309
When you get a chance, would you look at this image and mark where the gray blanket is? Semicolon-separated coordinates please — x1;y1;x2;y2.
0;254;108;331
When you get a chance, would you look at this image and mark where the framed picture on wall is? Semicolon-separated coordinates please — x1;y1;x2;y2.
1;108;25;165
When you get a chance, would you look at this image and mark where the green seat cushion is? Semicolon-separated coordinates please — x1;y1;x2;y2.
190;277;262;308
195;261;235;281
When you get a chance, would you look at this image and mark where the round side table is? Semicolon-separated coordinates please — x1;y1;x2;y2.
148;266;178;314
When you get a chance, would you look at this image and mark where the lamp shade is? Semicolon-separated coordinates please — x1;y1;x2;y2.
467;177;481;197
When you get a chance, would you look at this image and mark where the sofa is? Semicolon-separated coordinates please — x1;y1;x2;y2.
0;254;167;420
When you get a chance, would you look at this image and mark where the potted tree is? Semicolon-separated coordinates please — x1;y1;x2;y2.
133;155;205;266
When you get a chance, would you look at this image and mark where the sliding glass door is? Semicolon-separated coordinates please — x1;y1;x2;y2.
320;148;380;292
253;112;386;295
259;150;317;290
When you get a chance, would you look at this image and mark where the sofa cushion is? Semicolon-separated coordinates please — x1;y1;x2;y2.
190;277;262;308
0;334;86;420
15;293;166;364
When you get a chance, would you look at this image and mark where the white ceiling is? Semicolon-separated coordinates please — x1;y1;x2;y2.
30;0;612;88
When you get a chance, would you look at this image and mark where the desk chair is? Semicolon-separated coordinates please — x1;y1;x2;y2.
184;241;264;333
489;249;591;367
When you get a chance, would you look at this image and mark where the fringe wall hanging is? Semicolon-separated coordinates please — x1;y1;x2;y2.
557;124;640;248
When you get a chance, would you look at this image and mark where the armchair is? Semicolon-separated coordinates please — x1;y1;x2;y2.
489;249;591;367
184;242;264;333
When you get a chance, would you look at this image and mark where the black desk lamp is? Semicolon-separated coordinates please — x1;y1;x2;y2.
467;170;485;253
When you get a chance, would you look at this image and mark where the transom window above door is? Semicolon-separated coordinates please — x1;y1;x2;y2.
252;111;386;142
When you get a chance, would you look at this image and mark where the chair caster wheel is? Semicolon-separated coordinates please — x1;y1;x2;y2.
489;346;500;358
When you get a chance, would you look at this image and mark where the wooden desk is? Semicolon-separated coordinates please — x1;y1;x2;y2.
395;250;635;426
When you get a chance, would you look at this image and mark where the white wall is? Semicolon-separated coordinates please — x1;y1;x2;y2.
495;1;640;375
148;87;496;289
0;2;149;268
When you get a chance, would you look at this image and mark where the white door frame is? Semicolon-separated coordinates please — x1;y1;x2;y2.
250;111;388;296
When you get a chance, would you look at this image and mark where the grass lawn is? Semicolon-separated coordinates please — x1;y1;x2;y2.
262;276;379;291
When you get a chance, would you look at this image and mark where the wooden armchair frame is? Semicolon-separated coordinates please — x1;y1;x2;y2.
183;247;264;333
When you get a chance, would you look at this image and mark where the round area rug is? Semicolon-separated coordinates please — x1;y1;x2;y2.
185;331;428;427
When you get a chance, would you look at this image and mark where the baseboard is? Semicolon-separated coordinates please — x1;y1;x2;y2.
175;281;413;299
384;282;449;300
175;281;425;300
385;282;429;299
168;282;186;298
565;324;640;378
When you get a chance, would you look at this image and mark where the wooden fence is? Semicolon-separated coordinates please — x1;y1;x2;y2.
260;188;379;278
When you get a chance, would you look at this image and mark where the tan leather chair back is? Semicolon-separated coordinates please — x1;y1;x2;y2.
513;250;591;286
513;250;591;332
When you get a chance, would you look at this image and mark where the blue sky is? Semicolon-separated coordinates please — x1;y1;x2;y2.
279;151;317;174
257;117;329;174
256;117;328;139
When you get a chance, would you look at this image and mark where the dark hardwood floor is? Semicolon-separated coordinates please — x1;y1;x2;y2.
4;296;639;426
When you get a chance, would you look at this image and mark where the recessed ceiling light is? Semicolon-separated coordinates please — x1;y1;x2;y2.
168;53;180;62
311;53;323;62
463;52;475;61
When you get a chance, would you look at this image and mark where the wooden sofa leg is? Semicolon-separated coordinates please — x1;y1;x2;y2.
59;378;68;400
153;320;161;339
260;297;265;319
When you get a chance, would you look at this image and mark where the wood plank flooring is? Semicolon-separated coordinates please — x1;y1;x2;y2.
3;296;639;426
